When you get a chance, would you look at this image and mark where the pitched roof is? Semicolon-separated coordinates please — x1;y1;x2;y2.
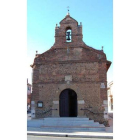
59;14;78;25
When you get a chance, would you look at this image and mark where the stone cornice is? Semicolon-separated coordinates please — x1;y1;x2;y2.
33;81;107;85
32;60;108;67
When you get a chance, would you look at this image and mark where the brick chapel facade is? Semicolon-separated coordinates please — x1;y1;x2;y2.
31;13;111;124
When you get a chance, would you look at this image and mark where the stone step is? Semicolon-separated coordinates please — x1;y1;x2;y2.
43;117;89;121
27;126;106;132
43;121;99;126
27;121;103;128
27;117;105;132
41;126;106;132
27;120;44;127
43;120;96;123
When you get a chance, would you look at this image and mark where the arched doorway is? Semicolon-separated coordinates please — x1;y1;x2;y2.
59;89;77;117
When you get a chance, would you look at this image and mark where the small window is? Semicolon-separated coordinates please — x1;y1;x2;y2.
66;29;72;42
37;101;43;108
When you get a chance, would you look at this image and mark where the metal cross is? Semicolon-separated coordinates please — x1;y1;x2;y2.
67;6;70;12
102;46;104;51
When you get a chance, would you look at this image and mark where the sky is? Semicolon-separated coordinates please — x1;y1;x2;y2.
27;0;113;84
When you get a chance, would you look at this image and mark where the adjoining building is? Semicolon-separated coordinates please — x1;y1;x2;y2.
27;79;32;111
30;12;111;124
107;81;113;130
107;81;113;112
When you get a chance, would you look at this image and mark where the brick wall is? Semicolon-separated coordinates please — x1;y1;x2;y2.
31;14;111;124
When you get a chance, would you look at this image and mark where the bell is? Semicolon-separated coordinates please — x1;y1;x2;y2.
66;31;71;41
67;36;70;41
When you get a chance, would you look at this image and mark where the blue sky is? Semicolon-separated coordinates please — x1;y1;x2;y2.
27;0;113;83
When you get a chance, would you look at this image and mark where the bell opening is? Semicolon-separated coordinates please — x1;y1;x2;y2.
66;29;72;42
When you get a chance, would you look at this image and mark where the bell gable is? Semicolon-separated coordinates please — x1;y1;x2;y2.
54;14;84;47
60;15;78;25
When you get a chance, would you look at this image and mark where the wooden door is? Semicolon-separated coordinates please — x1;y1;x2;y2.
69;90;77;117
59;89;69;117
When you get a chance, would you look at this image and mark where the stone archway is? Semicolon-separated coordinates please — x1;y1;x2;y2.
59;89;77;117
52;85;85;117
